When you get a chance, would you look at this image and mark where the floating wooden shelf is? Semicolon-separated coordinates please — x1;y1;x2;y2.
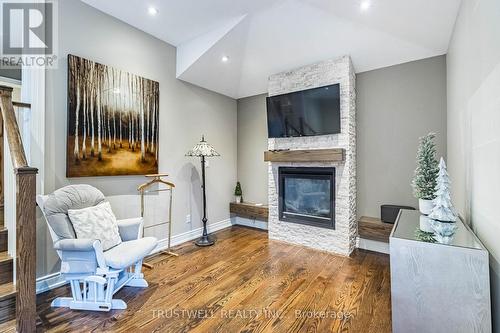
358;216;394;243
230;202;269;222
264;148;345;163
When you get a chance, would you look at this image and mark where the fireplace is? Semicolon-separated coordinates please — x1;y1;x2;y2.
278;167;335;229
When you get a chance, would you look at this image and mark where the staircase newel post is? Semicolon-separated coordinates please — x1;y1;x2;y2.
15;167;38;333
0;85;38;332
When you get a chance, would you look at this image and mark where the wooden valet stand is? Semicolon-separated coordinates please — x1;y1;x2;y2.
138;174;178;269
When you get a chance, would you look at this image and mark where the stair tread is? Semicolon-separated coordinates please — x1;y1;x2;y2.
0;319;16;333
0;283;16;301
0;251;12;264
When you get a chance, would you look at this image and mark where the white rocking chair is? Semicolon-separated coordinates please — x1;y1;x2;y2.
37;184;158;312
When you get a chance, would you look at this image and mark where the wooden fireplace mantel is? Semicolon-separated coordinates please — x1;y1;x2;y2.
264;148;345;163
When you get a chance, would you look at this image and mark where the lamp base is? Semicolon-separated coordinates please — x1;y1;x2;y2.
195;235;215;247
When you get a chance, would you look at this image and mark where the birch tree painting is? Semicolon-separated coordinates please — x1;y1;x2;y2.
67;55;159;177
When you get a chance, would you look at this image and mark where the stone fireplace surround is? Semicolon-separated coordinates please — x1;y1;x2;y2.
267;56;356;256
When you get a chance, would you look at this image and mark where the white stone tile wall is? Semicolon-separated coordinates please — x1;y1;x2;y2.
267;55;357;255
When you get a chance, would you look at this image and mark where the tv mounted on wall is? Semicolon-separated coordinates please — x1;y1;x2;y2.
266;83;341;138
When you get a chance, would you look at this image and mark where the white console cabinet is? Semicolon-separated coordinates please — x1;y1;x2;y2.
390;210;491;333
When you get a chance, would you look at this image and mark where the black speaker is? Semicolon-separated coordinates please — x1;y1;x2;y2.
381;205;416;224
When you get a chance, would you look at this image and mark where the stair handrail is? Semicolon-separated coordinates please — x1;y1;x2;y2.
0;87;29;169
0;85;38;333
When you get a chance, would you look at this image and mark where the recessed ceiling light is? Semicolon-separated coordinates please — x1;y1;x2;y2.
148;7;159;16
360;1;371;11
221;55;229;63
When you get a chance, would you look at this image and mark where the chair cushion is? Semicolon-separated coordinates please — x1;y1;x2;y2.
41;184;106;240
68;202;122;251
103;237;157;269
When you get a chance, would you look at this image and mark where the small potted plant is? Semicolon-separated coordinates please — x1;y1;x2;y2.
234;182;243;203
411;133;439;215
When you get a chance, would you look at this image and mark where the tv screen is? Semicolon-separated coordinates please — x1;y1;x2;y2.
266;84;341;138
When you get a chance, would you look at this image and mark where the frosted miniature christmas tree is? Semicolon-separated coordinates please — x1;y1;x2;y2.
428;158;457;222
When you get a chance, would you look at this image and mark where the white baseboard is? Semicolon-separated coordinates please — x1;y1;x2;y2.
231;217;268;230
36;218;233;294
36;272;67;294
358;238;390;254
151;218;232;254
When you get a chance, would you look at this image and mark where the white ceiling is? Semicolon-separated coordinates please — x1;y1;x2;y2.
82;0;461;99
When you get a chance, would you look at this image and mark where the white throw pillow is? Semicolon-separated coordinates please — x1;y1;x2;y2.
68;202;122;251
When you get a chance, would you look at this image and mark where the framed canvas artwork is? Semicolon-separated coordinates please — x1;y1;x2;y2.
67;54;159;177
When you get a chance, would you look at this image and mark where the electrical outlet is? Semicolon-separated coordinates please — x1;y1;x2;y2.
185;214;191;224
205;160;210;168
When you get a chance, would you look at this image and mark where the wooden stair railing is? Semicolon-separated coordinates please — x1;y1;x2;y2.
0;86;38;333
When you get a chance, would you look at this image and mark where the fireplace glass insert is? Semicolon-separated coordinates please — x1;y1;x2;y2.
279;167;335;229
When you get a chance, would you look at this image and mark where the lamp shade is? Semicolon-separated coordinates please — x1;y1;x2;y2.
186;136;220;157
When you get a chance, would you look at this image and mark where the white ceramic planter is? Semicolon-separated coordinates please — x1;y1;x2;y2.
419;199;434;215
235;196;242;204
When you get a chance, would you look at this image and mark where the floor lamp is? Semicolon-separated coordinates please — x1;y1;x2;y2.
186;135;220;247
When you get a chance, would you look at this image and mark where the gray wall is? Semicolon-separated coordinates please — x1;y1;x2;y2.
237;95;268;204
41;0;237;277
447;0;500;331
236;56;447;218
357;56;447;217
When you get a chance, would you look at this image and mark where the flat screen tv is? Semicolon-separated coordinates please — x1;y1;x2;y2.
266;83;341;138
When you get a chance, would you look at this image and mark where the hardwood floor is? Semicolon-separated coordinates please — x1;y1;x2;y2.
36;226;391;333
